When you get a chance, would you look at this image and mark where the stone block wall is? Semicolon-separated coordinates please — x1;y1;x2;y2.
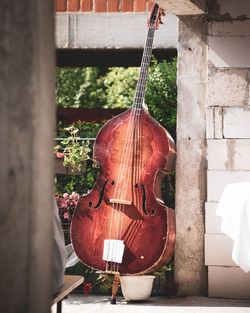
205;0;250;299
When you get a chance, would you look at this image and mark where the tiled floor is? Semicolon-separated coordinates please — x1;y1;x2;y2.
52;294;250;313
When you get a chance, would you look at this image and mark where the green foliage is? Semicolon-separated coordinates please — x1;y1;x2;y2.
56;66;139;109
57;120;106;139
56;60;177;140
145;58;177;209
54;121;104;195
56;67;108;108
103;67;139;108
96;274;114;292
145;57;177;141
54;164;99;195
153;264;172;279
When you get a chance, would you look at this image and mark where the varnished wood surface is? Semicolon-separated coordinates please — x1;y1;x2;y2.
71;108;176;275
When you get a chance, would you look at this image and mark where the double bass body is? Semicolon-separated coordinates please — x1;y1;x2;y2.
71;107;176;275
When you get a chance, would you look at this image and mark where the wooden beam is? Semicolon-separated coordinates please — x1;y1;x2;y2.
57;107;127;123
154;0;206;15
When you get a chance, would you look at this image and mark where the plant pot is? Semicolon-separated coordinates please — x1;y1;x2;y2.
55;157;86;175
119;275;155;301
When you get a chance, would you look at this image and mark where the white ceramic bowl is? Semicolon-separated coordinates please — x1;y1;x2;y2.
120;275;155;301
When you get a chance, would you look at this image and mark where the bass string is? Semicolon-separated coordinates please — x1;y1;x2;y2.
113;89;147;271
107;109;138;273
133;27;155;105
129;28;156;214
106;66;154;272
128;28;155;213
106;75;150;272
115;26;155;207
105;26;156;273
105;107;138;271
113;108;140;236
105;106;146;271
135;111;143;215
115;108;142;242
112;108;142;273
110;106;143;272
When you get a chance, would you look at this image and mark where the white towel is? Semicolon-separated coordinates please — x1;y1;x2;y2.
216;182;250;272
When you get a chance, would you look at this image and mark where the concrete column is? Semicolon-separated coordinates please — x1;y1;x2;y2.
174;16;208;296
0;1;55;313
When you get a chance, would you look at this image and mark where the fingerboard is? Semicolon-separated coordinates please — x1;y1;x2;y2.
132;4;160;111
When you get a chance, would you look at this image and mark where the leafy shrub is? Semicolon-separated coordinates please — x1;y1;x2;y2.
54;165;98;195
56;67;108;108
56;59;176;134
103;67;139;108
146;57;177;141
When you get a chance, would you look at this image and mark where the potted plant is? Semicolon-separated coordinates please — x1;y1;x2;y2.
54;125;90;174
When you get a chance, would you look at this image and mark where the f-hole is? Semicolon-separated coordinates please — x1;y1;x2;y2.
141;183;155;216
89;179;110;209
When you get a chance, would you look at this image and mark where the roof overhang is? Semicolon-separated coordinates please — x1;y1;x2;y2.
154;0;206;15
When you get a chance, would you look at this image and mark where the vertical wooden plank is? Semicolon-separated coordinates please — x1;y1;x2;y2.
56;0;67;12
148;0;154;11
0;1;55;312
121;0;133;11
68;0;80;11
108;0;120;12
80;0;93;11
95;0;107;11
134;0;146;11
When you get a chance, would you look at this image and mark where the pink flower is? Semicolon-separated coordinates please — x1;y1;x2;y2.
54;192;80;214
83;283;92;294
56;151;64;159
64;211;70;219
62;199;70;209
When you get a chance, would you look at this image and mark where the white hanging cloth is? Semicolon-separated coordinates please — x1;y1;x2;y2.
216;182;250;272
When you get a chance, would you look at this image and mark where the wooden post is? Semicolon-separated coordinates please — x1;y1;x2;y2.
0;1;55;312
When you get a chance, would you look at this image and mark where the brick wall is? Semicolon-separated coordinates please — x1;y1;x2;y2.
56;0;154;12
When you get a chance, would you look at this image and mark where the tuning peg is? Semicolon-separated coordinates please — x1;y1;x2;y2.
158;15;164;25
161;9;166;16
158;8;166;25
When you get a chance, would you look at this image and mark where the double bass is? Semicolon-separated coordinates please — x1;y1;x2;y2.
71;4;176;303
